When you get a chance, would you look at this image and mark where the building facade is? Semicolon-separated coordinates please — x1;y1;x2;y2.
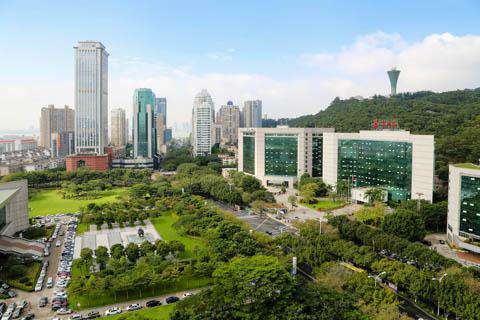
74;41;109;154
217;101;240;145
242;100;262;128
133;88;156;158
0;140;16;154
51;131;75;158
0;180;29;236
447;164;480;254
155;116;166;155
39;105;74;149
111;108;127;147
323;130;434;202
66;154;110;172
192;89;215;156
154;97;167;126
238;127;334;187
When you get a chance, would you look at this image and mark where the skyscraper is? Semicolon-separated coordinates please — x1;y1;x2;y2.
133;88;156;158
110;108;127;147
74;41;109;154
387;68;400;96
192;89;214;156
242;100;262;128
217;101;240;145
156;116;166;155
39;105;74;149
155;97;167;126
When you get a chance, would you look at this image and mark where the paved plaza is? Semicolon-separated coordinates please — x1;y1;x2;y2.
74;220;161;258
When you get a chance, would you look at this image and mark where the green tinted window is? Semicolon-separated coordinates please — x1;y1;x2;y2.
338;139;412;201
243;134;255;174
312;135;323;177
265;134;298;176
459;175;480;239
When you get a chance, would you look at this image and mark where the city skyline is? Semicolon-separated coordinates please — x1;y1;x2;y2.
1;1;480;131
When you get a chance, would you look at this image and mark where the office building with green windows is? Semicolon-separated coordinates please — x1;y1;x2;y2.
238;127;335;187
447;164;480;254
322;130;434;203
133;88;156;159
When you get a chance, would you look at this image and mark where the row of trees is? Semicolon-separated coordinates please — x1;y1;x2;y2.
2;168;151;188
279;220;480;319
59;179;113;199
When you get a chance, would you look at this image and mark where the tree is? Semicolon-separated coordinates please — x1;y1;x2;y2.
364;187;385;205
300;183;318;203
354;203;387;227
381;209;427;242
94;246;109;270
287;195;297;208
251;200;266;214
169;240;185;253
125;243;140;262
110;244;124;259
139;241;155;256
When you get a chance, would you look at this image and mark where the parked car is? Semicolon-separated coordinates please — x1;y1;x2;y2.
56;308;72;315
20;314;34;320
145;300;161;308
126;304;142;311
165;296;179;304
85;311;100;319
37;297;48;308
105;308;122;316
68;314;82;320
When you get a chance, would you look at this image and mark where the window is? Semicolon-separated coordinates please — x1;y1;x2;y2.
243;133;255;174
264;134;298;176
459;175;480;239
337;139;412;202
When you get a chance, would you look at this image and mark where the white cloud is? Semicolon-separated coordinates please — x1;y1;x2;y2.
1;32;480;133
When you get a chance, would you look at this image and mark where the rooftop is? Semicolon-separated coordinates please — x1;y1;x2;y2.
0;188;19;206
454;163;480;170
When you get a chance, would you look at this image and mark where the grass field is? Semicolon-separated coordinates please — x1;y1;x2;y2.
103;305;175;320
28;188;127;217
302;199;346;211
151;213;207;259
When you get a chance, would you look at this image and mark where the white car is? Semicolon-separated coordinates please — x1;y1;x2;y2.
126;303;142;311
105;308;122;316
183;292;193;298
56;240;61;247
68;314;83;320
57;308;72;315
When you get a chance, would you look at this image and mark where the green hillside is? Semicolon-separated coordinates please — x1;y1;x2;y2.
289;89;480;180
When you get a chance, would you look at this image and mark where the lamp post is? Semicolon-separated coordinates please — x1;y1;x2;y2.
432;273;447;317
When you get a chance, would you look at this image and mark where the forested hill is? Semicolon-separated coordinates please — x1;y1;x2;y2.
289;88;480;180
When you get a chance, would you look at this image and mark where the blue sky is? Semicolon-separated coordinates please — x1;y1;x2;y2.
1;0;479;132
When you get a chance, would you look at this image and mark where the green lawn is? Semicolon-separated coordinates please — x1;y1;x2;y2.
28;188;127;217
302;199;346;211
151;214;207;259
102;305;175;320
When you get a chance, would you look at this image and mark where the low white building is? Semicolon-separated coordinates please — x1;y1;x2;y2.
323;130;434;202
238;126;335;187
447;163;480;254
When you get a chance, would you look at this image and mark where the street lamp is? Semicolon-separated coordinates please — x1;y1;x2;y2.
432;273;447;317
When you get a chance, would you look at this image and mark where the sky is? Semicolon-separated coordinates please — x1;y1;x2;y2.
0;0;480;133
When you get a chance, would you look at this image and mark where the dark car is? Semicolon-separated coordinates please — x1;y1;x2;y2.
165;296;180;304
145;300;161;308
38;297;48;308
21;313;35;320
85;311;100;319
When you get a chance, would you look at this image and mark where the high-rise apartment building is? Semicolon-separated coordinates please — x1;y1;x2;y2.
242;100;262;128
155;97;167;126
39;105;74;149
133;88;156;158
192;89;215;156
156;116;166;155
74;41;109;154
217;101;240;145
110;108;127;147
51;131;75;158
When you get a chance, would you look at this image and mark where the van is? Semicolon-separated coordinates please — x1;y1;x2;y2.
46;277;53;288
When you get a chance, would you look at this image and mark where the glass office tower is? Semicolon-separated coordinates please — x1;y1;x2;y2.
264;133;298;176
312;135;323;177
337;139;412;201
459;175;480;239
242;132;255;174
133;88;156;158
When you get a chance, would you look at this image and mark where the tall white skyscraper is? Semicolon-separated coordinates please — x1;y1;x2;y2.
192;89;214;156
74;41;109;154
243;100;262;128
